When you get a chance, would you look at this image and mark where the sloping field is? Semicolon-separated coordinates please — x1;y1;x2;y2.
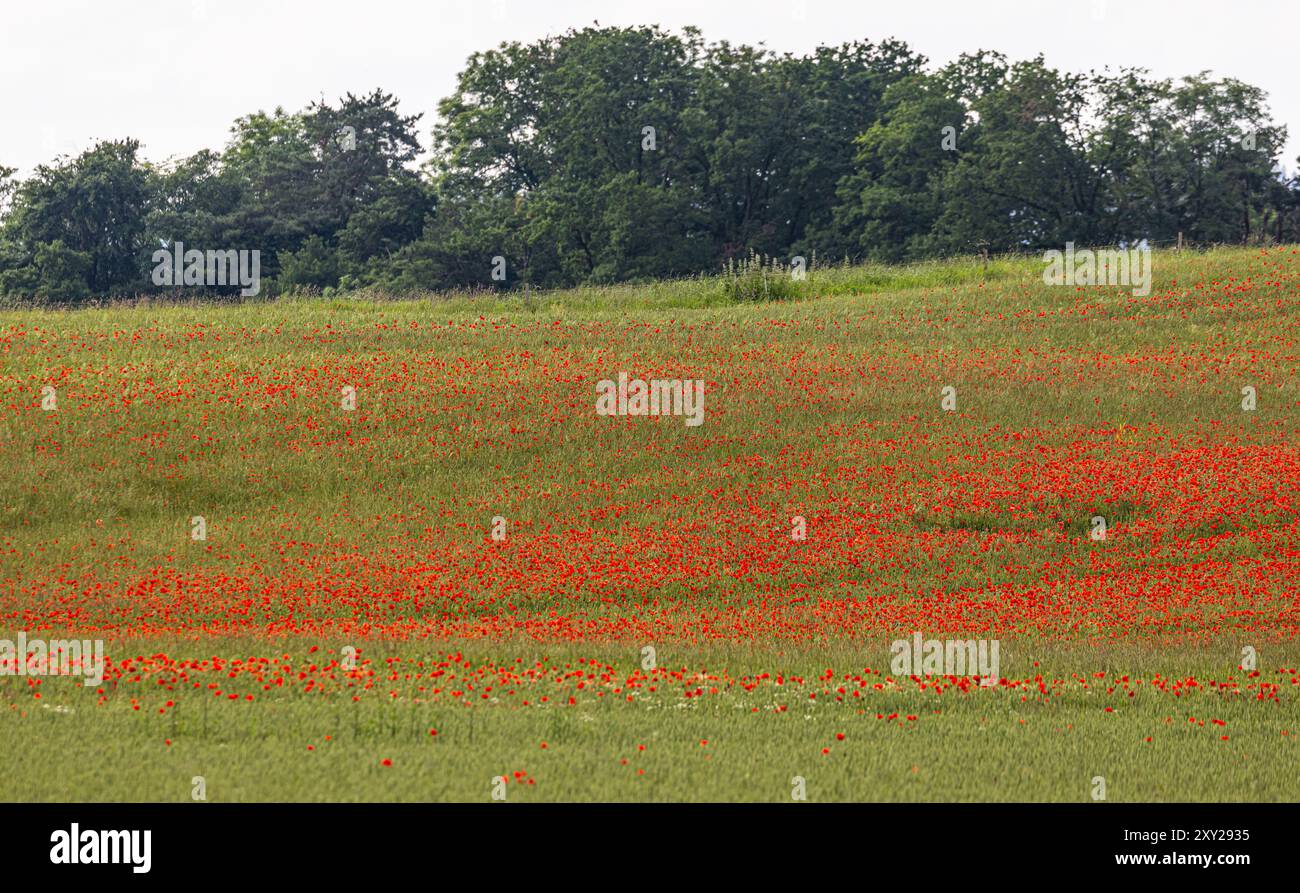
2;247;1298;800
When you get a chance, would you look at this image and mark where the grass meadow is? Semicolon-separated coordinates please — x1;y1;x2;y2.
2;246;1298;801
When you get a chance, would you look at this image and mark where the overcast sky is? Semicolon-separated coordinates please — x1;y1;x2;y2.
3;0;1296;177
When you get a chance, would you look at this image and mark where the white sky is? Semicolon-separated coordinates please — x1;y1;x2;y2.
2;0;1296;177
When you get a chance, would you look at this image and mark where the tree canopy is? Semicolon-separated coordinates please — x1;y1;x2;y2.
2;27;1296;302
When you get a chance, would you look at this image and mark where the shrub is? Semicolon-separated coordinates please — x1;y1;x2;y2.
721;251;804;302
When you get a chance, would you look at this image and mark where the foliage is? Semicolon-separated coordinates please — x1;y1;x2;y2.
1;28;1297;302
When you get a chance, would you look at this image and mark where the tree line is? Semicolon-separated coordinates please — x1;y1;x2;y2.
1;25;1296;302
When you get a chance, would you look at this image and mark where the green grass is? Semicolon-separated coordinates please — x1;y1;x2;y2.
1;245;1298;801
3;641;1296;802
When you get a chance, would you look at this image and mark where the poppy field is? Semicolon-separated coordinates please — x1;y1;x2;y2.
2;246;1299;801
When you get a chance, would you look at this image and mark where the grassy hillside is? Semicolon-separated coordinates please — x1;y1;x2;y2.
2;246;1298;800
